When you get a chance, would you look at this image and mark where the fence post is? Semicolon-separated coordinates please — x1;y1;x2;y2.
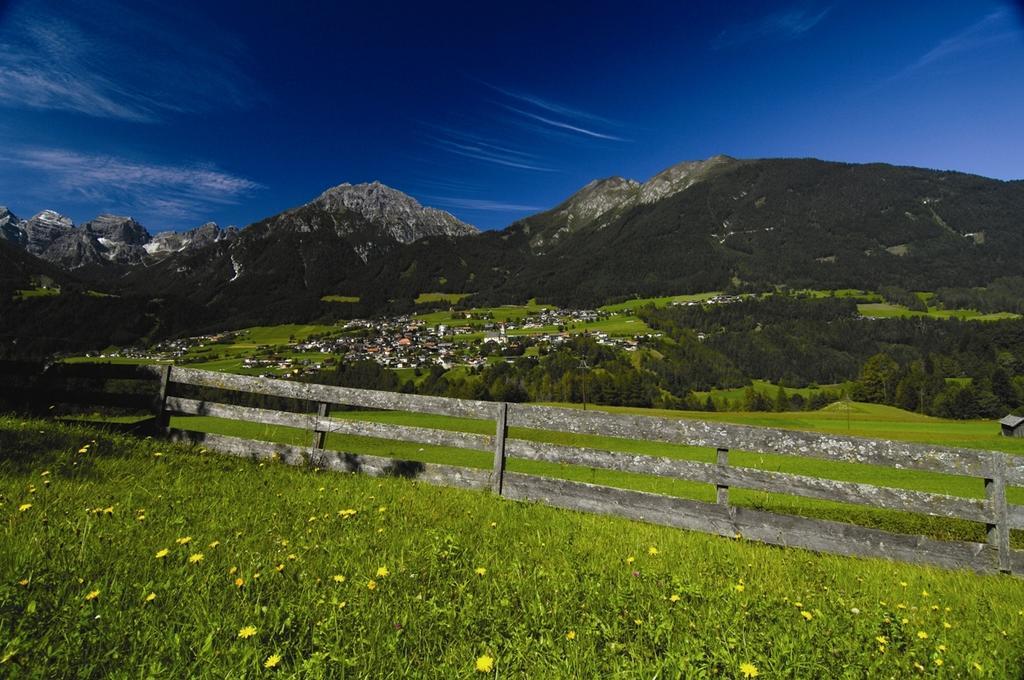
985;454;1011;573
155;365;172;434
311;401;330;450
309;401;331;467
716;447;730;507
492;402;508;496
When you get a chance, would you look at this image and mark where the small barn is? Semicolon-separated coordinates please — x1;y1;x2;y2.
999;415;1024;438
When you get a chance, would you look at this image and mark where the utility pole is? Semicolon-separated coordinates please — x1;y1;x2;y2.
579;358;589;411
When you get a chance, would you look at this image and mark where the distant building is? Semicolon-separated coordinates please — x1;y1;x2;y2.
999;415;1024;438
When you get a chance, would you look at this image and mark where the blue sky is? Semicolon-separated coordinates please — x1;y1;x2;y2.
1;0;1022;232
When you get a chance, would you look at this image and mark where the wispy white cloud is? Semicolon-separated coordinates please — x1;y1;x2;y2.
890;8;1018;80
423;125;557;172
421;196;544;212
4;147;262;221
0;0;257;121
713;5;831;49
482;82;629;142
499;105;627;141
482;82;621;127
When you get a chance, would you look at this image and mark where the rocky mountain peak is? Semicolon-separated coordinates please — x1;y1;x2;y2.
82;214;152;246
639;154;737;204
24;210;75;255
558;176;641;225
310;181;478;244
0;206;26;247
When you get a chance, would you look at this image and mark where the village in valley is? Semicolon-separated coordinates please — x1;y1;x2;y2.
104;302;686;378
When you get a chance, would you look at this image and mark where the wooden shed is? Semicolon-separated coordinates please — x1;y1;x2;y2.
999;414;1024;437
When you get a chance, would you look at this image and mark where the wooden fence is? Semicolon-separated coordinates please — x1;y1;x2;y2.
4;361;1023;576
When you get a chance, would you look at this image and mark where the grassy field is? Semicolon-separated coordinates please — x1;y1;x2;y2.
692;380;849;408
857;302;1019;321
599;292;722;313
415;292;472;305
13;286;60;300
3;415;1023;677
320;295;360;303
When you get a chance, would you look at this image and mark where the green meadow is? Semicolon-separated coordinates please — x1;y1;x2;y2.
3;415;1023;677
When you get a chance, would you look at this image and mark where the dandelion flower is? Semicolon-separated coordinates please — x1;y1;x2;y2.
18;503;31;512
943;621;952;629
208;541;220;549
669;594;681;603
566;630;576;640
145;592;156;602
801;611;813;621
18;578;29;587
229;566;238;575
367;580;377;590
739;662;759;678
103;506;114;515
264;654;281;669
234;578;244;588
238;625;257;639
275;563;285;573
475;567;487;576
84;589;100;601
734;584;745;592
475;655;494;673
647;546;658;556
917;630;928;639
188;553;204;564
77;446;90;454
332;574;346;583
876;636;888;645
176;536;192;545
155;548;170;559
376;566;390;578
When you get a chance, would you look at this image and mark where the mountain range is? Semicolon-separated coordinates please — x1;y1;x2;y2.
3;155;1023;348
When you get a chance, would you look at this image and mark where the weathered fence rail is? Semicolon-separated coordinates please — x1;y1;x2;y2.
3;361;1023;575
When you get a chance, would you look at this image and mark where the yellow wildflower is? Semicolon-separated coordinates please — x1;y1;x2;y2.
175;536;192;545
739;662;759;678
475;567;487;576
669;594;681;603
264;654;281;669
188;553;204;564
208;541;220;549
275;563;285;573
145;592;156;602
934;658;943;667
18;579;29;587
367;580;377;590
647;546;658;556
475;655;494;673
84;589;100;601
801;610;813;621
917;630;928;639
103;506;114;515
238;625;257;639
626;556;635;565
332;574;346;583
229;566;238;575
234;578;244;588
734;584;745;592
155;548;170;559
876;636;888;645
18;503;31;512
376;566;390;578
566;630;576;640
